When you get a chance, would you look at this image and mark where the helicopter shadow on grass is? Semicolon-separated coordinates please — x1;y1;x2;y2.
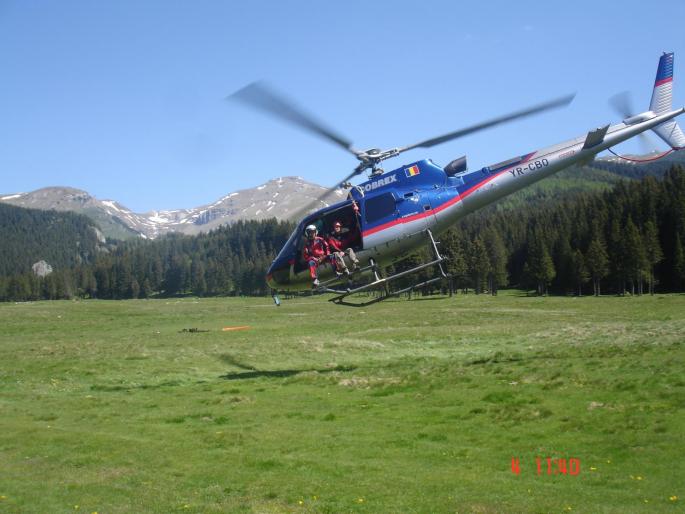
218;354;356;381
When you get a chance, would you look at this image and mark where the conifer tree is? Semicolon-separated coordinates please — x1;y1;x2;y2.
524;236;555;295
623;217;647;295
441;230;468;294
608;217;626;294
674;233;685;291
141;278;152;298
0;277;7;301
191;259;207;296
129;278;140;299
570;248;589;296
585;237;609;296
554;238;575;294
643;219;663;295
483;226;507;295
468;237;490;294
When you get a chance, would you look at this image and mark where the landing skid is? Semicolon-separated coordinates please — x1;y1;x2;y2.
326;229;449;307
315;262;375;294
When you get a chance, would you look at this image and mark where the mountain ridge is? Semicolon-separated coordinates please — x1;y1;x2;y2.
2;152;683;240
1;176;343;240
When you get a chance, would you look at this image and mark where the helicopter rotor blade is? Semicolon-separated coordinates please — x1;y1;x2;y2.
609;90;634;119
285;169;359;221
397;93;575;154
228;82;360;158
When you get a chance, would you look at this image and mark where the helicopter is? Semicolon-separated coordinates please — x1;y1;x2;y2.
232;52;684;306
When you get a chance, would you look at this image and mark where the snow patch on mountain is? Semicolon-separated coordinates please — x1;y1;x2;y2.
148;213;171;223
101;200;121;212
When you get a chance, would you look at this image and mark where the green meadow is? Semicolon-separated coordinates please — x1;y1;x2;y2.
0;292;683;513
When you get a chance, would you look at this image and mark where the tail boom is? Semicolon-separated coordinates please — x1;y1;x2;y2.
432;106;685;235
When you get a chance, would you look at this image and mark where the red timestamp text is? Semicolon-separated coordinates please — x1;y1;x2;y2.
510;457;581;476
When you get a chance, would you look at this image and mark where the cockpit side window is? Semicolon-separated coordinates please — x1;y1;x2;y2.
364;192;396;223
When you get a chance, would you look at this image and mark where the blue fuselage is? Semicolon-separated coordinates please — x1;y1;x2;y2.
267;108;684;291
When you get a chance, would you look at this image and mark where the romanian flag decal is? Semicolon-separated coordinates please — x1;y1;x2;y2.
405;165;420;177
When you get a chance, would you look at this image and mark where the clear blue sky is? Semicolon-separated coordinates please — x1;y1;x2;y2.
1;0;684;212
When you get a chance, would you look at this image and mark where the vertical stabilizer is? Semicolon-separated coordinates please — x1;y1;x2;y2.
650;53;674;115
650;52;685;149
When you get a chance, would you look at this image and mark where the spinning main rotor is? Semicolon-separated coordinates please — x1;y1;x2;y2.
229;82;574;214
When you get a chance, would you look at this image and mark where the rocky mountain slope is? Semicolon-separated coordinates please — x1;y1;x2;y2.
1;177;343;240
0;187;142;240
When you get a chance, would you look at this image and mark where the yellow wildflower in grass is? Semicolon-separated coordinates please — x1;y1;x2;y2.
0;495;6;500
670;496;678;501
636;476;643;480
590;467;597;471
357;498;365;503
606;460;611;464
298;500;303;505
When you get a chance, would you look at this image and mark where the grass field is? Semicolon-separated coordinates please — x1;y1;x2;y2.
0;292;684;513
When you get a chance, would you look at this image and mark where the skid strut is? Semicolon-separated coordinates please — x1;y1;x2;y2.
327;229;449;307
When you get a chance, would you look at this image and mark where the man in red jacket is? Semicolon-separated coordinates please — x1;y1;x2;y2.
302;225;331;287
327;220;360;276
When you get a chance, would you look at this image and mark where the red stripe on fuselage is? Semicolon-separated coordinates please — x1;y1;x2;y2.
655;77;673;87
362;153;536;237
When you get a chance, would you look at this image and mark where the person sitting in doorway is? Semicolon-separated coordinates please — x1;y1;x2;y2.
302;224;331;287
327;220;360;276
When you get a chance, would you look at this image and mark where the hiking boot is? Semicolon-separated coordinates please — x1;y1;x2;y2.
312;279;320;287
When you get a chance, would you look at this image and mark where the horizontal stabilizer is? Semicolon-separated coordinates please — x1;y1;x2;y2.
653;118;685;150
582;125;609;149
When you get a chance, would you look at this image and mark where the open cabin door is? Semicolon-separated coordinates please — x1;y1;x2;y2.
292;201;363;274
